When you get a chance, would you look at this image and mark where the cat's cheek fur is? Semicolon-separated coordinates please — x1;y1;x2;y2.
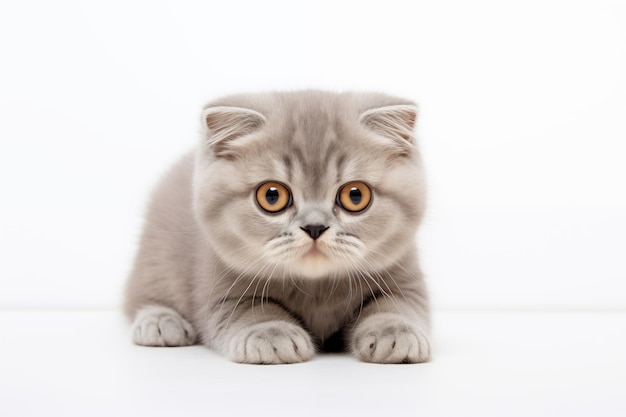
351;313;431;364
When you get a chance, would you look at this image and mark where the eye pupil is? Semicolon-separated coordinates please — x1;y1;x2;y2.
266;187;280;205
349;187;362;205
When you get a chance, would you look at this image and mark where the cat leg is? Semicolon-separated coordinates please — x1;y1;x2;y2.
131;305;196;347
350;297;431;364
208;299;315;364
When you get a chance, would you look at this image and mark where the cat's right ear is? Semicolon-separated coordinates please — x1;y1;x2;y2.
201;106;266;158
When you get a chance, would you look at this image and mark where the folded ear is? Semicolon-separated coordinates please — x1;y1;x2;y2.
201;106;266;158
360;104;418;147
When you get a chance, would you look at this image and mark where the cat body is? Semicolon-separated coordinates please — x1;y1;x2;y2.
124;91;431;364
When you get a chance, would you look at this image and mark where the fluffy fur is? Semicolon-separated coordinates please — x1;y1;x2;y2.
124;90;430;364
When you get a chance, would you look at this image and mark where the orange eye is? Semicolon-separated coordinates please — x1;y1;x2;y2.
337;181;372;213
256;182;292;213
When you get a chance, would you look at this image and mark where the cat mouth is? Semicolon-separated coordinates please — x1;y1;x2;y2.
304;243;326;258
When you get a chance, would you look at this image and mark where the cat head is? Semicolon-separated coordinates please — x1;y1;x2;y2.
193;91;425;279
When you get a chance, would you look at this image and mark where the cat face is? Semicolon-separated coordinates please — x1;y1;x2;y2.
193;92;425;279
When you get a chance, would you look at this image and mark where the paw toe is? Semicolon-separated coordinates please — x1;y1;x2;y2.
131;306;196;347
230;321;315;364
352;314;430;364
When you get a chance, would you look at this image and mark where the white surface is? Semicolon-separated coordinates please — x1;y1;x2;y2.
1;1;626;310
1;310;625;417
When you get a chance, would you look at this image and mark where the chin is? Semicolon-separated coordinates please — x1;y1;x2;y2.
287;253;340;279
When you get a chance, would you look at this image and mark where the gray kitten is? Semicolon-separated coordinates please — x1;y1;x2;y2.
124;91;430;364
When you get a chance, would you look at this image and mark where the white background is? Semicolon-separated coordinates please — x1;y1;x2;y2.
1;0;625;311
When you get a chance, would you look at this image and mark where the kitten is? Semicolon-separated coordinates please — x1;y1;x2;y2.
124;91;430;364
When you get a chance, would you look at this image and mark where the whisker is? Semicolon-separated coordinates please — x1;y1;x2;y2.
209;246;268;330
205;253;259;332
336;251;358;317
326;272;340;302
250;269;266;321
365;247;418;305
289;276;311;296
224;262;271;330
261;262;279;314
356;257;406;315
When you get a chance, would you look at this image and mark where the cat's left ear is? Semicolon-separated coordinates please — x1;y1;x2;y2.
360;104;418;154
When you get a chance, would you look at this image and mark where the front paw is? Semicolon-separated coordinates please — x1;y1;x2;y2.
228;321;316;364
352;313;430;364
131;305;196;347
